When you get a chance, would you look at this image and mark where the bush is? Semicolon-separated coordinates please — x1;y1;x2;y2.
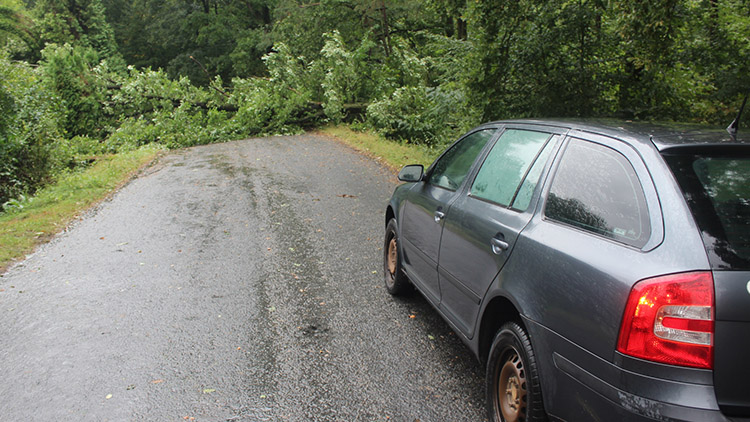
39;43;107;139
367;85;472;146
367;85;435;143
51;135;107;169
0;54;64;205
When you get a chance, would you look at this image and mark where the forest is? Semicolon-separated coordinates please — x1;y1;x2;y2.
1;0;749;207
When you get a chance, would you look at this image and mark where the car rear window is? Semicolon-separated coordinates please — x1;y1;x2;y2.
664;152;750;270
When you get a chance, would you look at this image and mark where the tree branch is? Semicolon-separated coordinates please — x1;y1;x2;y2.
189;55;231;98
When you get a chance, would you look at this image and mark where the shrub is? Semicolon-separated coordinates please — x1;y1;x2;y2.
0;54;64;205
367;85;435;143
367;85;472;146
39;43;107;139
51;135;107;170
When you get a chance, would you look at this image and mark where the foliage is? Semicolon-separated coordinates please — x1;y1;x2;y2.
8;0;749;127
367;85;436;144
108;65;218;119
367;84;472;146
228;77;279;135
102;0;273;84
232;42;319;132
0;54;64;205
39;43;109;138
319;30;375;121
3;0;750;211
262;42;316;120
458;0;750;123
231;26;273;78
106;105;233;152
0;2;43;61
34;0;124;69
271;0;380;62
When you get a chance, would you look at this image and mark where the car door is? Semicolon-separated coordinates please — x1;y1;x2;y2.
399;128;498;304
437;127;564;337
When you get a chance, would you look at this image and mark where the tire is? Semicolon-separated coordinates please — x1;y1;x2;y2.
486;322;547;422
383;218;410;295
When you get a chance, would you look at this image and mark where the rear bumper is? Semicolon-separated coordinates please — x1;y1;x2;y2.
553;352;730;422
526;318;744;422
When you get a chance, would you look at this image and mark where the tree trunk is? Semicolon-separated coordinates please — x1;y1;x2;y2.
456;18;467;40
445;15;454;37
262;5;271;25
379;0;391;57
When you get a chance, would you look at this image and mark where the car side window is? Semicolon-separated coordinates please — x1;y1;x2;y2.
511;135;559;211
470;129;552;208
545;138;651;248
428;129;497;191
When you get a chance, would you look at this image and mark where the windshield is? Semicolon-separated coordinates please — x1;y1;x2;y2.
664;151;750;270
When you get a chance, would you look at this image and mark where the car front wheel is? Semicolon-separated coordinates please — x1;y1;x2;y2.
486;321;547;422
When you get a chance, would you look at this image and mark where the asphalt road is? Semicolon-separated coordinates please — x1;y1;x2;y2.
0;134;486;422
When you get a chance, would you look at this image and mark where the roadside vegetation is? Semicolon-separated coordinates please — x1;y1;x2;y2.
1;0;749;269
0;146;160;272
319;125;440;170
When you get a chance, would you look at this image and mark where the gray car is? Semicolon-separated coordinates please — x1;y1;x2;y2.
383;120;749;422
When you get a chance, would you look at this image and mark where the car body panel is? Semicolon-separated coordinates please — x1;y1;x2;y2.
437;126;565;338
438;196;531;337
399;182;454;303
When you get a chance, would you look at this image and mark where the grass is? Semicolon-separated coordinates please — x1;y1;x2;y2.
318;125;440;172
0;146;162;274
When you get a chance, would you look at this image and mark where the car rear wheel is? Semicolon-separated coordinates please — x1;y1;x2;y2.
487;322;546;422
384;219;409;295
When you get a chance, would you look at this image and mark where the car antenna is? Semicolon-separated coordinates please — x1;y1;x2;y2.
727;90;750;140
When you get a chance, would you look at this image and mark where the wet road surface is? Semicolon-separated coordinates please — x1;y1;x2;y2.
0;135;486;421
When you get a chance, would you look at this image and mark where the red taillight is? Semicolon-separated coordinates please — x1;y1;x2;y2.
617;272;714;369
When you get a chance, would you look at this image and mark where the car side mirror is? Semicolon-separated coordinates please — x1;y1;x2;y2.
398;165;424;182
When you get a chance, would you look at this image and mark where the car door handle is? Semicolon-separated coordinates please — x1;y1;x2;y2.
490;237;510;254
434;211;446;223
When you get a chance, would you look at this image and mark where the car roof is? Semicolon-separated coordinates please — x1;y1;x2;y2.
483;118;750;153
